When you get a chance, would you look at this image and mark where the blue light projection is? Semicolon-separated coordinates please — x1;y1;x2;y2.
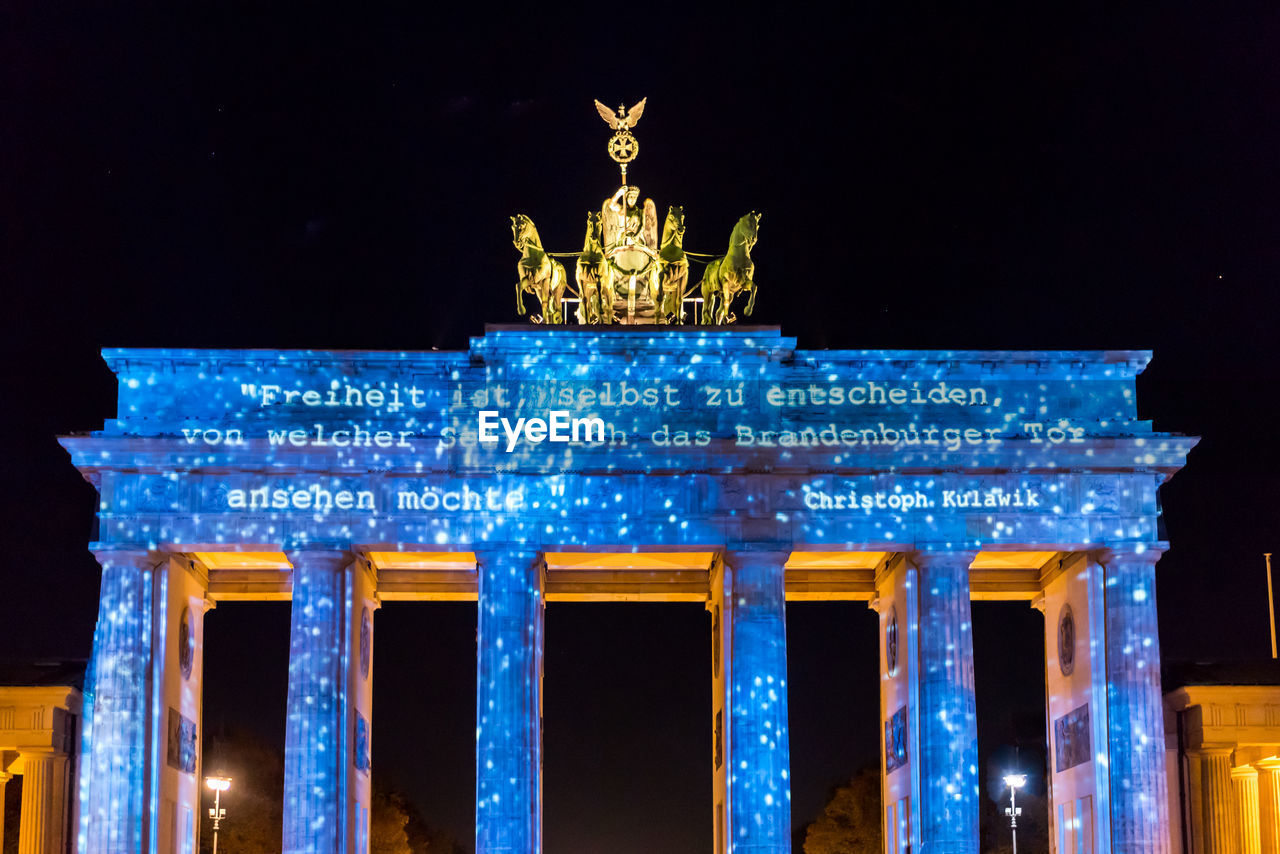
283;550;353;854
475;550;543;853
79;550;154;854
1102;549;1169;854
726;551;792;850
59;327;1194;853
914;551;980;854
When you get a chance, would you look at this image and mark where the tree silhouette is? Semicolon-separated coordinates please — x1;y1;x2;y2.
370;789;413;854
198;729;459;853
802;766;883;854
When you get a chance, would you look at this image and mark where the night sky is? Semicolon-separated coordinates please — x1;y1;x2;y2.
5;4;1280;851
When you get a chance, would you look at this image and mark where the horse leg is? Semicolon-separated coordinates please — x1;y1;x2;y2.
557;263;569;324
745;279;757;317
674;269;687;322
516;279;525;316
548;271;561;324
583;280;598;324
649;270;666;324
548;281;562;324
700;264;717;325
602;271;616;324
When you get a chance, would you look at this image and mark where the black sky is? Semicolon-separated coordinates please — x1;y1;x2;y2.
4;3;1280;851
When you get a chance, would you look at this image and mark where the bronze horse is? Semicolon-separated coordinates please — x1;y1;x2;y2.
512;214;567;324
575;212;607;324
700;212;760;325
658;205;689;323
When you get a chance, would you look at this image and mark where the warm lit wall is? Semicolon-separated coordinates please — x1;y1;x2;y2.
1041;554;1110;854
154;556;211;854
876;557;919;854
1166;683;1280;854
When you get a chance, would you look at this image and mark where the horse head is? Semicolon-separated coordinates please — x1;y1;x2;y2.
582;211;602;250
663;205;686;243
739;212;761;250
511;214;537;250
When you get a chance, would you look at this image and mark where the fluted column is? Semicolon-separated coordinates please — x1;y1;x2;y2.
19;748;68;854
724;550;791;853
283;549;353;854
475;550;544;854
1255;759;1280;854
914;551;979;854
1198;750;1237;852
0;772;7;850
81;548;156;854
1235;765;1263;854
1103;548;1170;853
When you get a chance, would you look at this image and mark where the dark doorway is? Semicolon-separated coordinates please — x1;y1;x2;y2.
786;602;881;849
973;601;1050;854
543;603;708;853
372;602;476;852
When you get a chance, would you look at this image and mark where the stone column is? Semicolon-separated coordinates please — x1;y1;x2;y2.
81;548;156;854
0;772;7;850
724;550;791;853
283;549;354;854
1255;758;1280;854
19;748;68;854
1235;765;1263;854
1199;750;1237;853
475;550;544;854
1103;548;1171;853
913;551;979;854
709;555;731;854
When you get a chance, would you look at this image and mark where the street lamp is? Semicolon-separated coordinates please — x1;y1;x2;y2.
205;776;231;854
1003;773;1027;854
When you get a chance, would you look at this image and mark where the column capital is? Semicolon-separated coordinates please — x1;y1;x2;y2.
1254;757;1280;772
91;547;162;570
721;548;792;566
1190;745;1237;758
1234;764;1262;781
1094;544;1165;567
284;547;354;569
909;549;978;570
473;546;545;562
17;746;56;759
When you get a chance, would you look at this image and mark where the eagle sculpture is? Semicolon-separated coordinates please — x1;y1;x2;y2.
594;98;646;131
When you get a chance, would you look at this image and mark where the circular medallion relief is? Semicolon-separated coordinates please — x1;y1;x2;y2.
178;606;194;680
1058;603;1076;677
886;605;899;676
359;607;372;680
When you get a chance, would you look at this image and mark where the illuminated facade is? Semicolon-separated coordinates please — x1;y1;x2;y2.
0;680;81;853
59;326;1194;853
1164;668;1280;853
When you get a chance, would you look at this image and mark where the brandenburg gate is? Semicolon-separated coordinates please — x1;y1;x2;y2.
60;327;1192;853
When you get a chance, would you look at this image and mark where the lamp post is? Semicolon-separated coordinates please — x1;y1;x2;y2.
1003;773;1026;854
205;776;231;854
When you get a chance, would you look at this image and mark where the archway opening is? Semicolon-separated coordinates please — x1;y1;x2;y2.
973;601;1049;854
372;601;476;852
200;601;291;853
786;601;881;850
543;602;709;853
